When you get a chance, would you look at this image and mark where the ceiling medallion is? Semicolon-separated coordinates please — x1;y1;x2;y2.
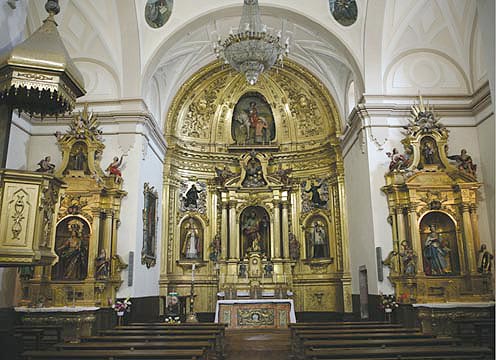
145;0;173;29
213;0;289;85
329;0;358;27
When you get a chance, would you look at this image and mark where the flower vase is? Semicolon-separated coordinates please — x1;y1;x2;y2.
385;308;392;323
117;311;125;316
117;311;124;326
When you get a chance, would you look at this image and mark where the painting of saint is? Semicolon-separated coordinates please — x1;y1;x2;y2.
240;206;270;257
52;217;90;281
329;0;358;26
180;218;203;260
145;0;173;29
232;93;275;145
419;137;440;168
305;216;330;259
67;142;88;173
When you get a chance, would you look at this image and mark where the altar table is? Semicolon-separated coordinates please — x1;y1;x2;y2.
215;299;296;329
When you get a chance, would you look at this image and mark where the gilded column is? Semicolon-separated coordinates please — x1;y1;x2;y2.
470;205;481;254
281;201;289;259
408;204;423;275
273;201;281;259
461;204;477;273
102;210;113;254
87;209;101;279
229;200;238;259
221;202;228;259
396;206;407;244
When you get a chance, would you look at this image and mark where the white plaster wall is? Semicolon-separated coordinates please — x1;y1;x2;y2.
0;0;27;54
343;131;379;295
6;113;31;170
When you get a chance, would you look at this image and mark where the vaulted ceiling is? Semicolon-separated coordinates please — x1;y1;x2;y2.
24;0;487;130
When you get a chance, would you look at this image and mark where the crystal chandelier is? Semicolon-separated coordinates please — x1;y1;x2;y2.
214;0;289;85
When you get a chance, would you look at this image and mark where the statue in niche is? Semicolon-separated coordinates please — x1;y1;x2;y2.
423;224;451;275
448;149;477;177
52;218;89;281
95;249;110;280
181;218;202;260
106;155;126;183
242;156;267;187
241;207;270;256
184;184;202;208
302;180;328;208
477;244;493;273
305;218;329;259
264;262;273;277
419;137;439;168
232;93;275;145
35;156;55;173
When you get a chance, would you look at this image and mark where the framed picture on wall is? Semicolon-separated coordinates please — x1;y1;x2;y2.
142;182;158;268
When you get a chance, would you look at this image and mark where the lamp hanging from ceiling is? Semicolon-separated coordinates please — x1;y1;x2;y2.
0;0;85;118
213;0;289;85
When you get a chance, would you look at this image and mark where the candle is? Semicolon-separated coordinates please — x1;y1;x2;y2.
192;263;196;282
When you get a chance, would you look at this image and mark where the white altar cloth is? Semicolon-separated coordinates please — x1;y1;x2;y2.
214;299;296;323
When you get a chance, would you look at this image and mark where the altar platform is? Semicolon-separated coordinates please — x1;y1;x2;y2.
215;299;296;329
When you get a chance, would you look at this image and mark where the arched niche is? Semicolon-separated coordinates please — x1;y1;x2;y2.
240;206;270;258
179;217;204;261
65;141;89;174
52;216;91;281
304;214;331;259
419;211;460;276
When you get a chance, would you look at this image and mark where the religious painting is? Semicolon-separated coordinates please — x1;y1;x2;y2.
232;92;275;145
301;178;329;213
66;142;89;174
420;212;459;275
305;215;330;259
145;0;173;29
329;0;358;26
242;155;267;188
179;181;207;214
52;217;90;281
180;217;203;260
419;136;441;169
142;183;158;268
240;206;270;258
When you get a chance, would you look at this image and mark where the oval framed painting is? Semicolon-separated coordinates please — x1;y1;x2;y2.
329;0;358;27
145;0;173;29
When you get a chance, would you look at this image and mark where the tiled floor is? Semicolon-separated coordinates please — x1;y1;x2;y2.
224;329;291;360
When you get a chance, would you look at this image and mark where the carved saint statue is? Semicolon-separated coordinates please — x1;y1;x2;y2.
70;147;87;171
399;241;417;276
106;155;126;182
477;244;493;273
422;141;435;165
95;249;110;279
307;220;328;258
241;209;268;254
448;149;477;176
181;219;201;259
36;156;55;173
305;181;327;207
242;156;267;187
184;184;202;208
423;224;450;275
289;232;300;260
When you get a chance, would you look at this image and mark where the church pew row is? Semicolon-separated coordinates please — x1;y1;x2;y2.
303;345;493;360
22;348;207;360
55;340;213;351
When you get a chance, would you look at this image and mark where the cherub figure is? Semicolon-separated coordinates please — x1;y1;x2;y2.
386;148;410;172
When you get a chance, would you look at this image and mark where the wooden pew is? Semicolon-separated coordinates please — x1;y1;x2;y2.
303;337;461;349
55;340;212;351
304;345;492;359
23;348;206;359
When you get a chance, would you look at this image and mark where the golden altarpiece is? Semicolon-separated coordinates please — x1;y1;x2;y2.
19;106;127;307
161;60;352;315
382;98;493;305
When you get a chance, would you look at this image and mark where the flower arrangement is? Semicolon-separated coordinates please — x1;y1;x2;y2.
111;298;131;316
379;294;399;313
164;315;181;324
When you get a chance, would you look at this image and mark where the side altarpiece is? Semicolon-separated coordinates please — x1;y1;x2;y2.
382;98;493;304
20;105;127;307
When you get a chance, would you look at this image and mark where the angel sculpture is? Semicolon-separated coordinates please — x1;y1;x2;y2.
448;149;477;177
